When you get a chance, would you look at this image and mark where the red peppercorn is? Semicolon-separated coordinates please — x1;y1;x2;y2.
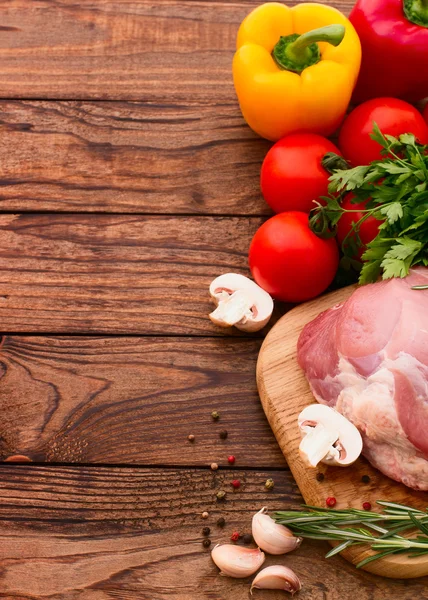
230;531;240;542
231;479;241;489
227;455;236;465
363;501;372;511
326;497;337;507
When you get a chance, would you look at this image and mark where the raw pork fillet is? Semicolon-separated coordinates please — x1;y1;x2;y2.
297;268;428;490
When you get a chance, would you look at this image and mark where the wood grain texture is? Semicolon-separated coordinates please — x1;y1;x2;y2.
0;464;426;599
0;1;355;101
0;335;286;466
0;100;270;214
257;286;428;578
0;213;291;335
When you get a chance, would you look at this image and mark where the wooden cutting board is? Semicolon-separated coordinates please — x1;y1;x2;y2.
257;285;428;579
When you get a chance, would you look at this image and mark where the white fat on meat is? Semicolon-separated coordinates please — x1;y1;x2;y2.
297;267;428;490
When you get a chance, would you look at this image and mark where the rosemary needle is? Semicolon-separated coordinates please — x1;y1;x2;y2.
274;501;428;568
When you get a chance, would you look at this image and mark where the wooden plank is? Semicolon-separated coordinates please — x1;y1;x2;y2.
0;335;285;467
0;214;290;335
0;100;270;214
0;464;426;599
0;1;354;101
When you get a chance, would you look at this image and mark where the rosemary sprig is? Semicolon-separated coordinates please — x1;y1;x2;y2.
274;501;428;568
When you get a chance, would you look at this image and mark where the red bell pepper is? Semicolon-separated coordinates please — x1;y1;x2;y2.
350;0;428;103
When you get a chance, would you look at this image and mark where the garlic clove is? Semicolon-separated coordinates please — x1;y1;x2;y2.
211;544;265;578
251;565;302;595
252;507;302;555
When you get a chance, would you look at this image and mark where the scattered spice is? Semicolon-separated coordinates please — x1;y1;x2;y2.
227;455;236;465
203;538;212;548
202;526;211;536
265;478;275;490
216;490;226;501
230;531;240;542
316;472;325;482
363;502;372;511
242;533;253;545
188;434;195;442
361;475;371;484
326;497;337;508
211;462;219;471
211;410;220;421
219;430;228;440
202;511;209;519
231;479;241;489
217;517;226;527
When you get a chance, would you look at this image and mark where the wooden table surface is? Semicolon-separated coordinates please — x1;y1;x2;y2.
0;1;427;598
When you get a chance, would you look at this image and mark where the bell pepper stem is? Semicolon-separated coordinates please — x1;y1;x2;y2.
403;0;428;27
272;25;346;74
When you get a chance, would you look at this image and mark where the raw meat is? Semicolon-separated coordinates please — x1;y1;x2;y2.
297;268;428;490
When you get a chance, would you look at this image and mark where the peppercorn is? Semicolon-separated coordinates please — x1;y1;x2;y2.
231;479;241;489
202;527;211;536
242;533;253;545
211;462;219;471
188;434;195;442
230;531;240;542
265;478;275;490
361;475;371;484
216;490;226;501
316;472;325;482
326;497;337;507
227;455;235;465
363;501;372;511
219;430;228;440
201;511;209;519
211;410;220;421
217;517;226;527
203;538;211;548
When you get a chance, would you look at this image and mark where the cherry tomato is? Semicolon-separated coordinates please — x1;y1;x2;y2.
339;98;428;166
336;194;382;259
249;212;339;303
260;134;341;214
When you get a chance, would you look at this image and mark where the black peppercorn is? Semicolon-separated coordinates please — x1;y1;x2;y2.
217;517;226;527
361;475;371;484
202;538;211;548
316;472;325;482
219;430;228;440
242;533;253;545
202;527;211;536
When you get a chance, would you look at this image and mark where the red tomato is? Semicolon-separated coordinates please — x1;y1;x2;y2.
260;134;341;214
339;98;428;166
248;212;339;303
424;103;428;126
336;194;382;259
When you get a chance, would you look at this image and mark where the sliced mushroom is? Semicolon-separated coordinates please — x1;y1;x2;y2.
298;404;363;468
209;273;273;332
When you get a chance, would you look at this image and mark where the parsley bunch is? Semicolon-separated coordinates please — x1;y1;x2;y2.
310;124;428;285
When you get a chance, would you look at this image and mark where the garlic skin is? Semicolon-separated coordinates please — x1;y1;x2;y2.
252;507;302;555
251;566;302;596
211;544;265;578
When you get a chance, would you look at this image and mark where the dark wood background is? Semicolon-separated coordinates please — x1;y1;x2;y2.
0;1;426;598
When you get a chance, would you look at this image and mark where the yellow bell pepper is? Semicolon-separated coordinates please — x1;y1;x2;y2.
233;2;361;141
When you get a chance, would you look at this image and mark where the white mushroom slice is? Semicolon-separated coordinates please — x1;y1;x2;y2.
209;273;273;332
298;404;363;468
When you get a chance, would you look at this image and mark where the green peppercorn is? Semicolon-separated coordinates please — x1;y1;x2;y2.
211;410;220;421
265;478;274;490
216;490;226;501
